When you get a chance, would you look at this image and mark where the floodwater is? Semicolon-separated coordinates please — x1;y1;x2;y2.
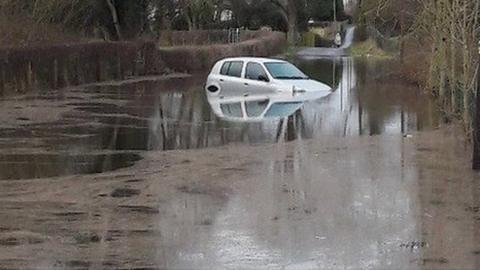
0;57;438;180
3;56;476;270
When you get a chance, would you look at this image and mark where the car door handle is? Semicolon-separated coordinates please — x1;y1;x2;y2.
244;82;249;86
219;79;224;82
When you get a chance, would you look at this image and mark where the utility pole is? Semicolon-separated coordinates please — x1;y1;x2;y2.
473;41;480;170
333;0;337;31
333;0;337;22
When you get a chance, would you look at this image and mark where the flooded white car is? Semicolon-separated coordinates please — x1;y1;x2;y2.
205;57;332;96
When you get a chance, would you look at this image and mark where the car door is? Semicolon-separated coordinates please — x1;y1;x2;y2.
218;61;245;94
244;62;275;95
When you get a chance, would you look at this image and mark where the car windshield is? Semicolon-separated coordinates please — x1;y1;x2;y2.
264;62;309;80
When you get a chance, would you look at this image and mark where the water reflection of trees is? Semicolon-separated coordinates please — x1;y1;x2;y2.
142;58;439;151
354;60;438;135
298;58;438;137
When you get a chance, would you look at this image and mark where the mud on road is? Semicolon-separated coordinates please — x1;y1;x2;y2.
0;128;478;269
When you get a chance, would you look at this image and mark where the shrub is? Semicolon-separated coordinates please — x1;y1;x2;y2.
0;30;287;96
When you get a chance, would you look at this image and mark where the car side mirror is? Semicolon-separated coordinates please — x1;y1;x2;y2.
258;75;269;82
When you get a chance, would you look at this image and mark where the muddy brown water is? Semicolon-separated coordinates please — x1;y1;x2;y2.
0;57;438;180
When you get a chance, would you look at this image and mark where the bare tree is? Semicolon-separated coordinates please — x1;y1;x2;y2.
270;0;298;44
105;0;122;40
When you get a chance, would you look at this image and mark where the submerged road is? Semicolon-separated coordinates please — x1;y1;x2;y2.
0;32;479;269
297;26;356;58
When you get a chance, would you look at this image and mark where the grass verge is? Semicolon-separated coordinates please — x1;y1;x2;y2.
350;39;393;58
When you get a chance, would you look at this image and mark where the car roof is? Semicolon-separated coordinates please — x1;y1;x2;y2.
219;57;287;64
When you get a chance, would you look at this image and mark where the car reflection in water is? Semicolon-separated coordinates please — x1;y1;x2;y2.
206;86;332;123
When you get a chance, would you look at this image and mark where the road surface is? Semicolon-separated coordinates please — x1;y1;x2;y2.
297;26;356;58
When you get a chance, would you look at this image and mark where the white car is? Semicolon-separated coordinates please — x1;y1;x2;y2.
205;57;331;96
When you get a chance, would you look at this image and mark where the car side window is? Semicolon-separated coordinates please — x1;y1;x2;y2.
227;62;243;77
220;61;244;78
220;62;230;75
245;62;268;81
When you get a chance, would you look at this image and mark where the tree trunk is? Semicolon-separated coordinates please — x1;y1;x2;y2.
460;0;468;126
105;0;122;40
462;44;470;125
287;0;297;44
473;59;480;169
462;41;471;127
450;6;458;113
185;11;195;31
428;44;437;93
192;14;198;30
467;0;480;168
398;0;406;64
440;36;448;104
440;60;446;103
